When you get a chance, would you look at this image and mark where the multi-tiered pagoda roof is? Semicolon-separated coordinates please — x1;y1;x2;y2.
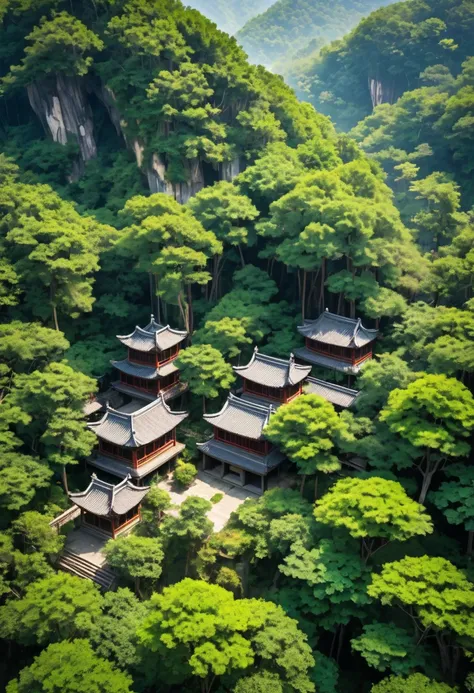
234;348;311;405
117;316;187;352
197;394;284;482
296;310;378;374
88;395;188;479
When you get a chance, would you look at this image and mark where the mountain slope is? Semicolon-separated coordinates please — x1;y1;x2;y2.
185;0;276;34
287;0;474;130
236;0;392;69
0;0;329;216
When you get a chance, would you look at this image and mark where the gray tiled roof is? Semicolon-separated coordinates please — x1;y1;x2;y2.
197;439;285;475
204;394;274;440
112;359;178;380
295;347;364;374
89;443;185;479
112;380;188;403
88;396;188;447
69;474;149;516
117;315;187;352
298;310;378;348
305;376;359;408
234;348;311;388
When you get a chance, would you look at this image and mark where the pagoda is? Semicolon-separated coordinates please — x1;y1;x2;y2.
69;474;150;538
296;309;378;375
87;395;188;480
197;394;284;494
234;348;311;406
112;315;187;402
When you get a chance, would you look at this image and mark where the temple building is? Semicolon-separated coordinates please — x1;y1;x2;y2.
87;395;188;480
234;348;311;406
112;315;187;402
296;309;378;375
69;474;150;538
197;394;284;494
305;376;359;409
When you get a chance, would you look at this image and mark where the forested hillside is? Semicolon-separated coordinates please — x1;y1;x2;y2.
287;0;474;130
236;0;391;70
1;1;474;693
184;0;276;34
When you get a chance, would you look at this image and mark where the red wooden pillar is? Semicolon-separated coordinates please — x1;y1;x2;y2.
132;450;138;469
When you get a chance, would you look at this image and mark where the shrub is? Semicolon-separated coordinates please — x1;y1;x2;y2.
173;460;198;487
210;493;224;504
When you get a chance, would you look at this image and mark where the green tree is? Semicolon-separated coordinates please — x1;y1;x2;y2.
354;354;417;418
8;361;96;490
176;344;235;412
138;578;314;692
0;572;102;645
0;321;69;378
314;477;433;561
233;670;284;692
160;496;213;576
264;394;349;497
431;464;474;555
380;373;474;503
351;623;427;675
6;639;133;693
6;12;104;84
370;673;458;693
0;453;52;512
139;485;172;536
368;556;474;680
89;588;148;671
104;535;164;598
194;318;252;361
187;181;259;298
12;511;64;557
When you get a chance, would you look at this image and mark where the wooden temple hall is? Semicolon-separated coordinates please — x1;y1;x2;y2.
235;347;311;405
112;315;188;403
87;395;188;481
69;474;150;538
197;347;361;494
296;309;378;375
198;394;284;494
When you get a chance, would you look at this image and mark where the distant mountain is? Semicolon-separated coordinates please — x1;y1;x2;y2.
286;0;474;131
185;0;276;34
236;0;392;69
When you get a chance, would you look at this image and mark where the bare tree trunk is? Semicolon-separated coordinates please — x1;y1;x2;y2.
300;474;306;496
301;269;307;322
187;283;193;335
319;258;326;312
61;466;69;494
148;273;154;314
314;474;319;501
238;244;245;268
50;281;60;331
154;274;161;322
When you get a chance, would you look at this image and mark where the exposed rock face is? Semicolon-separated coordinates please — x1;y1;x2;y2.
93;83;124;139
27;75;97;177
147;152;175;196
173;158;205;204
369;77;396;108
219;157;240;182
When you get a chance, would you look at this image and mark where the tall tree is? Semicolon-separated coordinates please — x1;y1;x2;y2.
264;394;349;497
368;556;474;681
380;373;474;502
104;535;164;598
6;639;133;693
175;345;235;412
313;477;433;562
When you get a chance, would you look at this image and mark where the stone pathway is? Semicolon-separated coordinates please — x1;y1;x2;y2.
158;470;257;531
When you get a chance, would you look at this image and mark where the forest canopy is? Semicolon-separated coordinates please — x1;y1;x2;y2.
0;0;474;692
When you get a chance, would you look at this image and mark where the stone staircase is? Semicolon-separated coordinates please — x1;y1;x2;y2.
58;550;116;590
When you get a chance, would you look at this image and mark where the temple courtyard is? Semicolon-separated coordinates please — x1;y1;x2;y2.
158;470;258;531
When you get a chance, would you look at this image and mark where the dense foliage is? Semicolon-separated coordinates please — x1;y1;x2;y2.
0;0;473;692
